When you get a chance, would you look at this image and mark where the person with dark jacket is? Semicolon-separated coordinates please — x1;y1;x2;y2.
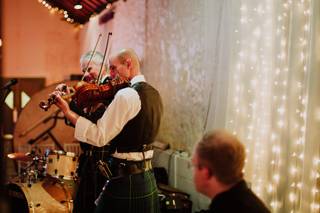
192;130;270;213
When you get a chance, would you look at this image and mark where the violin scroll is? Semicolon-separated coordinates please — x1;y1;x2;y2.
39;84;74;111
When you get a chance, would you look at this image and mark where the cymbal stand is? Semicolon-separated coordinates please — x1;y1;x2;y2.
19;154;46;185
27;110;66;152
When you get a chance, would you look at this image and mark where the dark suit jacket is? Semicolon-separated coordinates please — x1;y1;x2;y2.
198;180;270;213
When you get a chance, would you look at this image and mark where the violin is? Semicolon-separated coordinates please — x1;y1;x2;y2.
39;77;129;111
39;32;129;111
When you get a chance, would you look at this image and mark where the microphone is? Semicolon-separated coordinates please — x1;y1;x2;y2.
1;79;18;90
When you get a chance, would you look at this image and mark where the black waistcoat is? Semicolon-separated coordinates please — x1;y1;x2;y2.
109;82;163;153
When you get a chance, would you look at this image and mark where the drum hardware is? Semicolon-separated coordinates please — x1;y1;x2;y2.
24;110;66;152
19;154;47;185
19;110;59;137
9;81;78;212
8;151;47;185
6;149;78;212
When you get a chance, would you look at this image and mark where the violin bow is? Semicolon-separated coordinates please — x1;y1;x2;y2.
96;32;112;85
81;33;102;81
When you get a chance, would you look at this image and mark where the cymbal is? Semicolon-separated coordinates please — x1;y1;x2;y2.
7;152;33;161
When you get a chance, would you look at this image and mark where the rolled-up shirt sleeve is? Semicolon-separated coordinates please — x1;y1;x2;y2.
74;87;141;147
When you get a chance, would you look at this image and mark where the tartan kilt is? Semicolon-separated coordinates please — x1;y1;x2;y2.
95;170;160;213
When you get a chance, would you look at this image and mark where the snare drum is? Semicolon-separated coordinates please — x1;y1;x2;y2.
6;177;75;213
47;151;78;180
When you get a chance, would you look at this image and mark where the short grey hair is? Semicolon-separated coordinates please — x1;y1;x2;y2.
80;51;107;70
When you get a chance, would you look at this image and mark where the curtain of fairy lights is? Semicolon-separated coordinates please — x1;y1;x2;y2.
226;0;273;202
226;0;318;212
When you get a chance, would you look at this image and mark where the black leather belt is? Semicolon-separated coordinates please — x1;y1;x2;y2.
112;159;152;177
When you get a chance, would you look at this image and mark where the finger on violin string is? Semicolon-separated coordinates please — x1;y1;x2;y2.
55;83;67;92
54;84;73;95
69;87;75;94
62;85;73;95
62;85;68;92
50;91;62;99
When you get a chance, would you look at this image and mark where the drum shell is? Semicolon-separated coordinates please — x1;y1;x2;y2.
6;178;75;213
46;153;78;180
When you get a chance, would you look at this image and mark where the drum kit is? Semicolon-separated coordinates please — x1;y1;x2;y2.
5;81;80;213
6;150;78;213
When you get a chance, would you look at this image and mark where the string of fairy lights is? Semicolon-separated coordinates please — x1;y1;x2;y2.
38;0;76;24
227;0;273;202
297;1;317;212
37;0;113;27
227;0;318;212
288;0;302;209
285;0;314;212
310;157;320;212
268;0;291;211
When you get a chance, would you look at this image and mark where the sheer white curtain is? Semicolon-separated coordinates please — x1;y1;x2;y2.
203;0;320;212
103;0;319;211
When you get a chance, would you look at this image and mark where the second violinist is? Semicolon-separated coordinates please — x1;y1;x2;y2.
53;50;119;213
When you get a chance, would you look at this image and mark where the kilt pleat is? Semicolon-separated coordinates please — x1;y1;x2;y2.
95;170;160;213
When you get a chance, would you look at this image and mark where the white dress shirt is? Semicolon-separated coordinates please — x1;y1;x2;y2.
74;75;153;160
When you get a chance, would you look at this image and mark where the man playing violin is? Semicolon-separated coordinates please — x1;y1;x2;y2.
54;50;112;213
53;48;163;213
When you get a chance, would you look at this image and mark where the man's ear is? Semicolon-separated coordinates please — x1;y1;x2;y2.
125;58;132;68
203;167;212;180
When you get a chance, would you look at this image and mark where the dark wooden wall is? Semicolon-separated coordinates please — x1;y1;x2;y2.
0;0;5;207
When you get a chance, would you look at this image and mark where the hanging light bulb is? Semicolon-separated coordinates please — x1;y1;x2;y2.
74;0;83;10
106;3;112;9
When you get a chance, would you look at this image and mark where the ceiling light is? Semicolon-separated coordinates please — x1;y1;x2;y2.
74;1;83;10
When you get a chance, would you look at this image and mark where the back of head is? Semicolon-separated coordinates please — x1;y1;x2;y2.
114;48;140;72
196;130;245;185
